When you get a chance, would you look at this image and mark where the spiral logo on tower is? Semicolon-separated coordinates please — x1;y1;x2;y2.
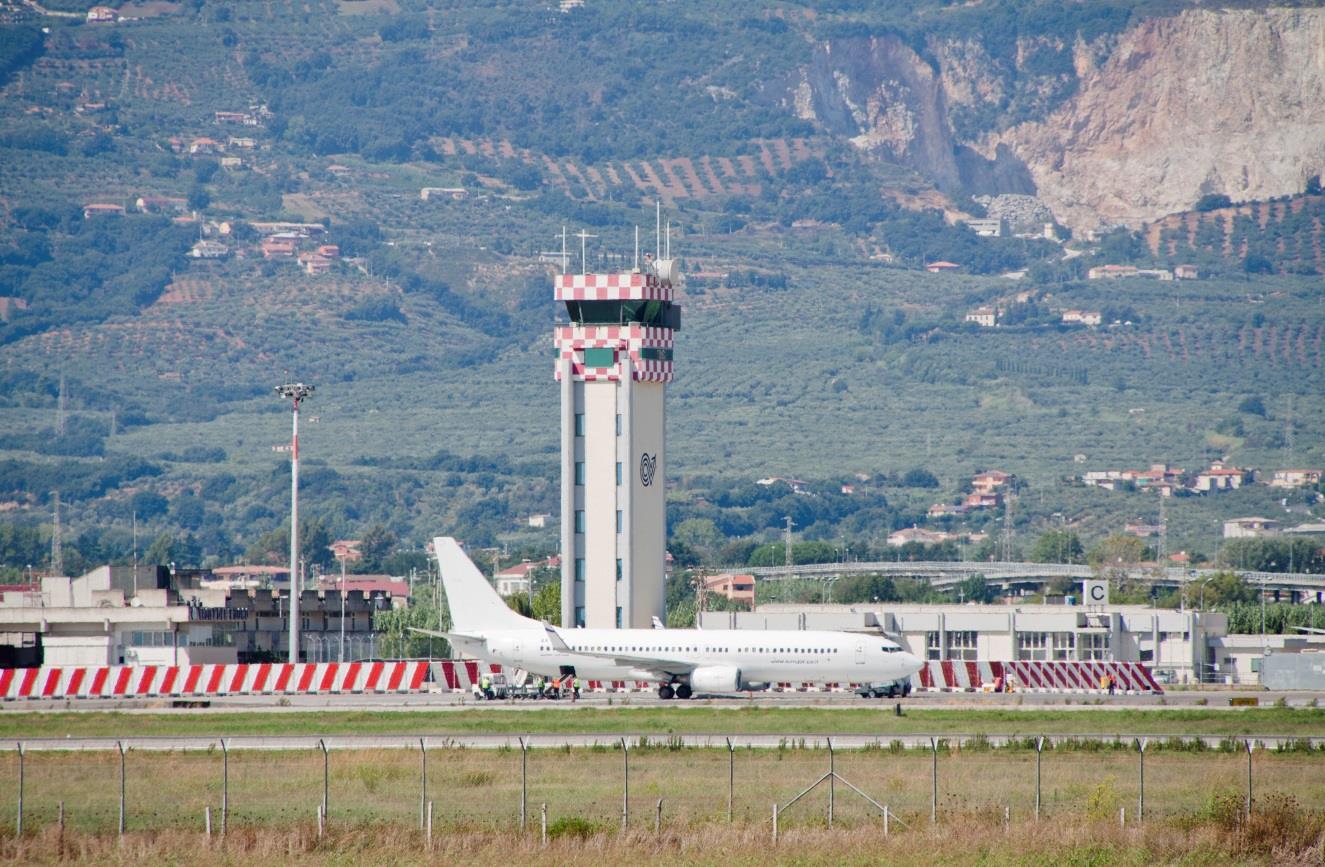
639;452;657;487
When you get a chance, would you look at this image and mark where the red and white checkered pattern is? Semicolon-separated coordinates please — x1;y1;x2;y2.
553;323;675;384
916;660;1162;694
555;273;672;302
0;662;429;700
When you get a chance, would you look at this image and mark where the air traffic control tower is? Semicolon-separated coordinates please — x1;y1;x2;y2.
556;235;680;629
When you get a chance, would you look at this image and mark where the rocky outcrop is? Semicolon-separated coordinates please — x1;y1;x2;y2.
791;36;1034;198
990;8;1325;231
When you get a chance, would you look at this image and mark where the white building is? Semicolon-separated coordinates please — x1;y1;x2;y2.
699;602;1229;685
0;567;239;667
557;255;679;629
1223;516;1281;539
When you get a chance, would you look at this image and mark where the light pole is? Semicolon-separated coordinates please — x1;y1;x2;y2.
338;552;347;663
276;382;314;664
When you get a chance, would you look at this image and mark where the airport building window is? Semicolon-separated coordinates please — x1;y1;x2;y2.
574;413;584;437
615;607;622;628
945;630;978;661
575;607;585;627
574;461;585;485
615;413;622;436
574;510;585;534
616;558;622;581
574;558;585;582
925;631;941;660
1051;632;1076;660
616;510;622;533
1016;631;1047;661
1080;632;1110;661
616;462;622;485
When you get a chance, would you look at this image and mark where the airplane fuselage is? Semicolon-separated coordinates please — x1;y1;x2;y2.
473;626;918;688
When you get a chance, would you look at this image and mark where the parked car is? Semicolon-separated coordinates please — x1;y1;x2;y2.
856;677;913;699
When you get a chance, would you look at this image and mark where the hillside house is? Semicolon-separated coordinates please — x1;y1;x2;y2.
963;491;1002;509
964;218;1005;238
87;6;116;22
250;221;325;238
971;470;1013;494
329;540;362;562
927;502;967;518
189;240;229;259
1223;517;1281;539
493;557;558;597
527;513;552;528
188;137;221;155
1194;462;1250;492
1175;264;1200;280
756;477;810;494
136;195;187;214
1087;264;1138;280
702;573;756;608
420;187;468;201
1270;469;1323;489
1125;522;1164;538
1061;309;1102;326
297;252;332;275
0;297;28;323
220;156;243;170
82;203;125;218
965;306;997;327
317;245;340;259
227;137;257;149
926;261;962;274
1137;268;1174;281
261;237;296;259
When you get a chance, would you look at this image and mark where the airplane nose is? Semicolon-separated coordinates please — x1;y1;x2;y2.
901;653;924;675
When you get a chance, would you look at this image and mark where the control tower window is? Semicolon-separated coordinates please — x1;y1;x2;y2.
564;300;680;331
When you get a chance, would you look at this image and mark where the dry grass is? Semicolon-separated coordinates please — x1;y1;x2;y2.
2;810;1322;866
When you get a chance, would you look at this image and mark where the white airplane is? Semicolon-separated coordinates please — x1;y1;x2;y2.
414;536;923;699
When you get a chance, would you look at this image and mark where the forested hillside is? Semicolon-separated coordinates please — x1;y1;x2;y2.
0;0;1320;580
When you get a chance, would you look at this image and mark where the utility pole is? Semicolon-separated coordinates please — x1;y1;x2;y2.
50;491;63;576
783;516;795;585
276;382;314;664
56;374;66;437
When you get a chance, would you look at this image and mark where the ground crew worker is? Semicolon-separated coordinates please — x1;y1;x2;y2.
572;677;582;701
1107;673;1117;696
471;681;482;701
549;676;560;698
534;675;545;698
480;674;492;700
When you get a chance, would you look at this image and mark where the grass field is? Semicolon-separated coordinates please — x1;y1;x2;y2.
3;705;1325;739
0;743;1321;865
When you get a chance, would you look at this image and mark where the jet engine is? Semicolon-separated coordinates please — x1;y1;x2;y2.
689;665;742;694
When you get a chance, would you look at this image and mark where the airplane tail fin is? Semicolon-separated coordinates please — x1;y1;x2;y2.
433;536;541;634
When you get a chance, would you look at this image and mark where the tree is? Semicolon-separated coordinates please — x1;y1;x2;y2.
1195;570;1256;606
900;468;939;488
358;523;396;572
1237;395;1266;417
956;574;997;604
531;580;560;623
1030;529;1084;564
1088;534;1147;567
1195;193;1232;212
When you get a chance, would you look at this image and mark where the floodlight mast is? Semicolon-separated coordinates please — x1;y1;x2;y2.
275;382;314;664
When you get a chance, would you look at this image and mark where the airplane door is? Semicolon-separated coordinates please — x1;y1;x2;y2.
855;641;865;665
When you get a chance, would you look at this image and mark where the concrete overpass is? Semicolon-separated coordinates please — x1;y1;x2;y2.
729;561;1325;600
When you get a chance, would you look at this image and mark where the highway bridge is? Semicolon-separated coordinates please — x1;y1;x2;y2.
731;560;1325;600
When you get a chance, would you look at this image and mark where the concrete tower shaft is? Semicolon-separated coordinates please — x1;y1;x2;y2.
557;270;679;630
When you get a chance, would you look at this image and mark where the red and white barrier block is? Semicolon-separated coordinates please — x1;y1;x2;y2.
0;661;429;701
917;660;1162;694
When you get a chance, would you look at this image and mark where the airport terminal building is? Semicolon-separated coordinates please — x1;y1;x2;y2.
698;602;1273;685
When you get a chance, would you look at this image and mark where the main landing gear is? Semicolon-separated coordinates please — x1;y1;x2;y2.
657;683;693;700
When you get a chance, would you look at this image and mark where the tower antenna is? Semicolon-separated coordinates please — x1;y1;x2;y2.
655;200;661;261
633;225;640;272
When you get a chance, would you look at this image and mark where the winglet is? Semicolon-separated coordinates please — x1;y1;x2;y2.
651;616;664;630
544;623;572;653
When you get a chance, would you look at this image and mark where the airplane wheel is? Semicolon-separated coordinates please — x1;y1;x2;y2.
675;684;693;700
658;685;675;700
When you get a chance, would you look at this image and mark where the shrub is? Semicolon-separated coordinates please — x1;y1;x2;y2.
546;816;600;840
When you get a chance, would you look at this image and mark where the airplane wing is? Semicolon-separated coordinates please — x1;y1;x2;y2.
543;624;696;679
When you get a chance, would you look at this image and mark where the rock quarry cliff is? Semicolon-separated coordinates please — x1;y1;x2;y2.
792;8;1325;233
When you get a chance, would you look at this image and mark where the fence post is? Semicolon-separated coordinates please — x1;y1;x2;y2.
621;738;629;829
16;742;23;837
519;736;528;833
319;739;329;822
772;802;779;845
316;804;323;839
205;806;212;838
1245;739;1254;819
117;740;126;836
655;798;663;834
726;737;734;823
58;801;64;834
1034;736;1044;821
827;737;835;829
220;738;228;836
884;804;890;837
1119;806;1125;828
930;737;938;824
419;738;427;831
540;802;547;847
426;800;433;850
1135;738;1147;822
